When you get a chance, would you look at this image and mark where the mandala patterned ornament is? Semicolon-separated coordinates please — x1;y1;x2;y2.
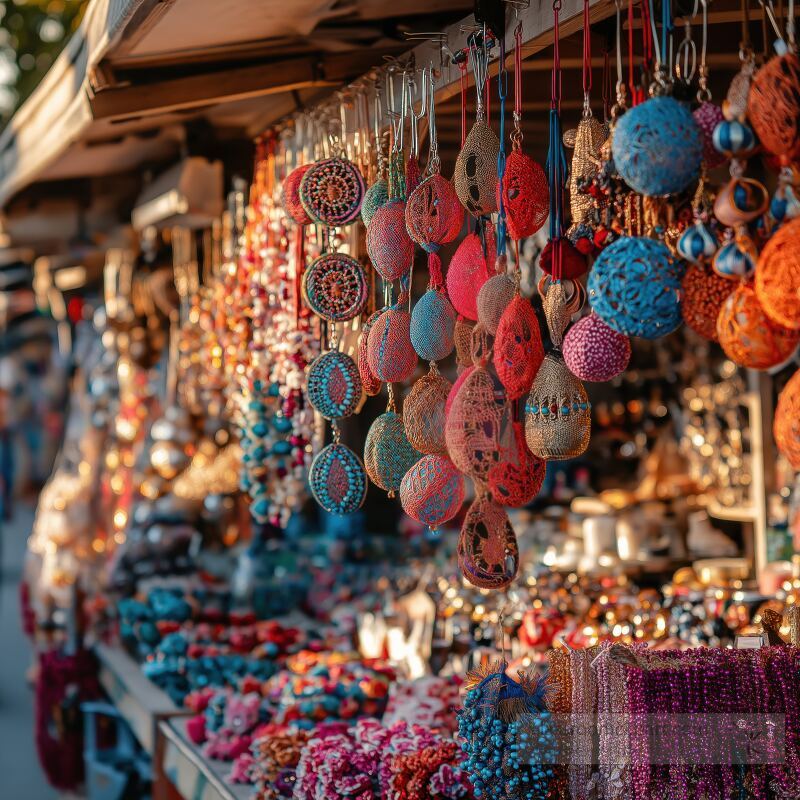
364;411;422;496
755;216;800;330
774;368;800;469
612;96;703;196
692;102;727;168
358;311;382;397
446;226;495;321
563;313;631;382
747;52;800;163
477;271;516;336
493;294;545;400
306;351;362;420
281;164;313;225
302;253;368;322
588;236;686;339
497;150;549;240
458;494;519;590
405;173;463;252
366;306;418;383
680;265;734;341
488;420;545;508
400;455;464;529
410;290;456;362
404;368;451;455
367;201;414;282
310;443;368;515
716;282;800;369
454;121;500;217
361;178;389;227
299;157;365;227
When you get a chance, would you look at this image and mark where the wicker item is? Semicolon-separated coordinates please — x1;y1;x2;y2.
404;368;451;455
775;368;800;468
454;317;476;371
454;121;500;217
755;216;800;330
364;411;421;496
567;116;607;227
477;272;516;336
748;52;800;163
458;494;519;590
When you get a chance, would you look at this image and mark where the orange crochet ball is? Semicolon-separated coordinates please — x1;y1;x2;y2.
755;216;800;331
716;282;800;369
747;52;800;163
681;265;734;342
774;368;800;469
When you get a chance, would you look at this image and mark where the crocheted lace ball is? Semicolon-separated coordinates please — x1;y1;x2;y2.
309;443;367;515
446;365;474;418
755;216;800;330
493;294;545;400
488;422;545;507
303;252;368;322
716;282;800;369
774;368;800;469
748;52;800;162
366;308;418;383
497;150;549;240
446;227;495;320
364;411;421;495
405;174;463;251
458;495;519;590
692;102;727;169
454;121;500;217
281;164;313;225
454;317;476;371
367;201;414;282
477;273;516;336
307;351;362;420
299;157;365;227
540;238;587;279
588;236;686;339
404;370;451;455
681;265;733;341
361;178;389;227
563;314;631;382
612;96;702;196
358;311;383;397
677;221;718;264
400;455;464;528
410;290;456;362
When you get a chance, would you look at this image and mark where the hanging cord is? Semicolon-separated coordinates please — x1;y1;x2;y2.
697;0;712;100
641;0;654;72
676;12;697;84
427;65;441;176
373;81;386;177
470;30;490;121
583;0;593;117
497;34;509;258
628;0;638;104
602;49;611;120
612;0;628;116
458;59;468;146
512;22;524;148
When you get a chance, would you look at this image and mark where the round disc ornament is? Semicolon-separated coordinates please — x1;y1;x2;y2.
612;96;702;196
680;265;733;341
774;368;800;469
303;252;368;322
366;307;418;383
458;494;519;590
400;454;464;529
282;164;313;225
309;443;367;515
748;52;800;163
404;369;451;455
493;294;545;400
755;216;800;330
588;236;686;339
307;351;362;420
364;411;421;496
497;150;549;240
563;314;631;382
299;157;365;226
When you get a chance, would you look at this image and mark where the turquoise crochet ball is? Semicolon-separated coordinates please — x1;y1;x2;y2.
612;96;702;196
588;236;686;339
361;178;389;227
410;289;456;362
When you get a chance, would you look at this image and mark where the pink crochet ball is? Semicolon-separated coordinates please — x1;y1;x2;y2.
563;314;631;382
405;174;463;251
281;164;313;225
446;225;495;321
367;201;414;282
366;308;418;383
400;454;465;529
693;101;727;169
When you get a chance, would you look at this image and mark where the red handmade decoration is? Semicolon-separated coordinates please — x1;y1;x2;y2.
281;164;313;225
498;150;549;240
540;238;587;279
562;313;631;382
405;174;463;252
755;216;800;331
446;225;495;321
493;294;545;400
458;494;519;589
358;311;383;396
774;368;800;469
488;420;545;507
367;201;415;282
366;306;418;383
747;52;800;163
681;265;733;341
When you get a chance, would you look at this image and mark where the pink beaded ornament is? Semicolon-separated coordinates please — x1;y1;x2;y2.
497;150;549;240
400;455;465;529
281;164;313;225
693;102;727;169
358;311;383;397
446;224;495;321
367;201;415;282
488;420;545;507
366;301;418;383
493;293;545;400
458;494;519;590
563;313;631;383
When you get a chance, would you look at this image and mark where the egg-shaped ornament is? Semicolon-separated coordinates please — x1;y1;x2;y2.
525;353;591;460
366;306;418;383
361;178;389;227
299;157;365;227
400;455;465;529
755;216;800;330
563;314;631;382
281;164;313;225
454;120;500;217
446;224;495;320
565;115;607;230
366;201;414;282
717;282;800;369
680;265;734;341
677;221;718;264
458;494;519;590
404;368;451;455
364;411;422;496
712;234;757;280
612;96;702;196
477;268;517;336
693;102;727;168
302;252;368;322
488;419;545;508
493;293;545;400
747;51;800;163
306;351;363;420
358;311;383;397
410;289;456;362
711;118;757;158
588;236;686;339
309;443;367;515
405;173;463;251
497;150;549;240
774;368;800;469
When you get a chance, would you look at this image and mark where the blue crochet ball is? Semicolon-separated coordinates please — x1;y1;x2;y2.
612;96;702;196
410;289;456;362
589;236;686;339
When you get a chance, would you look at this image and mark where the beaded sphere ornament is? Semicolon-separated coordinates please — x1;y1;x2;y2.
281;164;313;225
680;265;734;341
446;225;495;321
748;52;800;163
309;443;367;515
693;102;727;168
399;454;464;529
716;282;800;369
367;201;414;282
755;216;800;330
677;221;718;264
588;236;686;339
498;150;549;240
410;290;456;362
404;368;451;455
405;173;463;252
367;305;418;383
364;411;421;496
477;270;517;336
299;157;365;227
454;121;500;217
458;494;519;589
612;96;703;196
563;313;631;382
488;420;545;507
493;294;545;400
306;351;362;420
361;178;389;227
358;311;383;397
774;368;800;469
302;253;368;322
454;317;476;371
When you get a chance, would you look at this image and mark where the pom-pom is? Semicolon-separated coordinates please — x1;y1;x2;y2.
282;164;313;224
361;178;389;227
563;314;631;382
303;252;368;322
367;308;418;383
747;52;800;162
299;157;365;227
400;455;464;529
364;411;421;496
446;226;495;320
405;174;463;251
488;420;545;507
477;272;516;336
358;311;383;397
307;351;362;419
774;368;800;469
540;238;587;279
404;369;451;455
458;495;519;590
493;294;545;399
410;290;456;362
454;121;500;217
309;443;367;515
366;201;414;282
692;102;727;168
497;150;549;240
680;265;734;341
755;216;800;330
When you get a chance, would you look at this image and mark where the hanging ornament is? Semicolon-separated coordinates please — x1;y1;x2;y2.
768;166;800;226
366;296;418;383
367;202;414;282
309;442;368;515
539;237;588;279
281;164;313;225
306;350;363;420
446;364;475;418
717;282;800;369
299;157;365;227
302;252;368;322
362;179;389;227
678;220;718;263
713;177;768;227
358;311;383;397
477;269;516;336
712;118;757;157
446;224;495;320
403;367;451;455
712;229;758;280
454;317;476;371
680;265;733;341
775;369;800;469
410;289;456;362
458;494;519;589
364;409;421;497
400;454;464;529
588;236;685;338
563;313;631;382
488;418;545;507
755;215;800;330
493;292;545;400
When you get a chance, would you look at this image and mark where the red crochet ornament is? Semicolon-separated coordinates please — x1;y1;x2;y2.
774;367;800;469
477;268;516;336
497;150;549;240
681;264;734;341
446;224;496;321
400;454;465;529
367;201;415;282
488;419;545;507
562;313;631;382
716;282;800;369
540;238;588;279
281;164;313;225
445;365;474;418
458;494;519;590
366;304;418;383
405;173;463;252
358;311;383;396
747;52;800;163
755;216;800;330
493;293;545;399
